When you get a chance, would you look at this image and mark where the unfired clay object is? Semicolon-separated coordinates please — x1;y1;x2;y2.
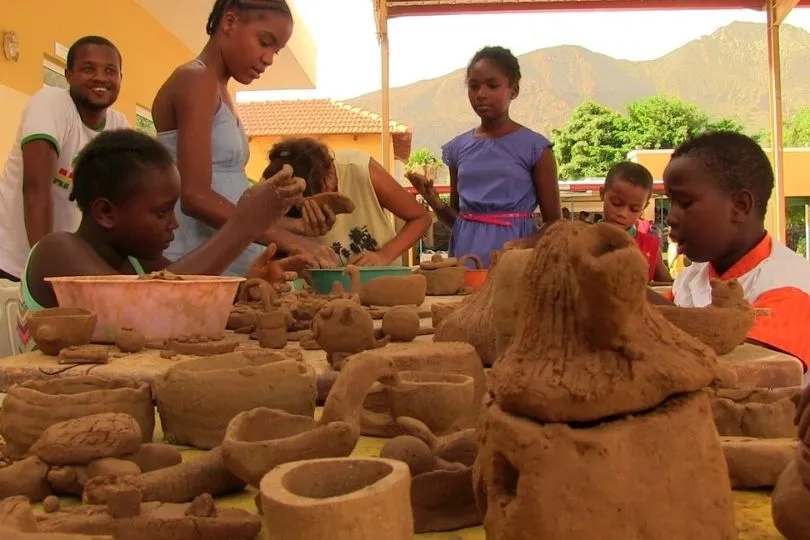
153;350;316;449
253;310;288;349
344;265;426;307
432;255;502;366
722;436;797;488
0;377;154;459
0;456;51;502
417;254;465;296
114;328;145;354
772;450;810;540
311;298;388;369
222;351;399;487
656;278;756;355
381;306;420;342
386;371;475;436
57;346;109;365
260;458;413;540
36;495;261;540
474;222;736;539
83;447;244;505
28;308;97;356
711;386;800;438
31;413;142;466
430;302;463;329
165;335;238;356
359;342;485;437
0;496;112;539
381;419;481;533
490;248;533;357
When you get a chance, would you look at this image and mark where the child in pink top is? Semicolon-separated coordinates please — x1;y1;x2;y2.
600;162;671;282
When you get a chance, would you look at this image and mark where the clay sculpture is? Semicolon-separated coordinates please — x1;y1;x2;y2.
36;491;261;540
164;335;239;356
311;298;389;369
153;350;317;449
31;413;142;466
712;386;800;438
306;192;356;215
656;278;756;355
475;221;736;539
57;345;109;365
381;306;421;342
83;446;244;505
251;310;289;348
0;456;51;501
490;248;533;356
359;342;485;437
260;457;413;540
344;265;426;307
381;417;481;533
383;371;475;436
114;328;145;354
430;302;463;329
432;255;502;366
221;351;399;487
417;254;470;296
723;436;798;488
28;308;97;356
0;496;113;539
0;377;154;459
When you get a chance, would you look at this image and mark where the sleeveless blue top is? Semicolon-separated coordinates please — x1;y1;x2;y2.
158;96;261;277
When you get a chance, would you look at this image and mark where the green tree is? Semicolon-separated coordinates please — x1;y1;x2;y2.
551;101;633;179
406;148;442;180
552;96;749;179
784;108;810;147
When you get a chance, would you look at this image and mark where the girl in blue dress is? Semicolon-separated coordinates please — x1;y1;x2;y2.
408;46;561;267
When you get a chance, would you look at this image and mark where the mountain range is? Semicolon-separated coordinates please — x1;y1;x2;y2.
346;22;810;156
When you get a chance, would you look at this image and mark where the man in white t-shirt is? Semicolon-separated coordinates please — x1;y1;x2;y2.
0;35;130;280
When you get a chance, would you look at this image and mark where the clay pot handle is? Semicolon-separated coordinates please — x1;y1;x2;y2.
458;254;483;270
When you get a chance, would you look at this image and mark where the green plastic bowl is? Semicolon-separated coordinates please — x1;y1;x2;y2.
307;266;413;295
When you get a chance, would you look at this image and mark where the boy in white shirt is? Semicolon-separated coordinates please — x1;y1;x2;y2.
0;35;129;280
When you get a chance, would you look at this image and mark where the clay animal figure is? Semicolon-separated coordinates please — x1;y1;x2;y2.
344;265;426;307
221;352;399;487
475;222;737;540
656;278;756;355
311;298;389;369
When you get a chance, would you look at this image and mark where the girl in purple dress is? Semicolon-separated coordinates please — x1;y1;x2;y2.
408;46;561;267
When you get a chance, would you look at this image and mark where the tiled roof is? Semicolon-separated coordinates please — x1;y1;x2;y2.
237;99;410;137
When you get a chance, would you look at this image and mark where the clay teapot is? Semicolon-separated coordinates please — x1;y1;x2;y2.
416;254;481;296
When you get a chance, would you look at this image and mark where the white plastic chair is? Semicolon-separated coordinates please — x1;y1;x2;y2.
0;279;22;359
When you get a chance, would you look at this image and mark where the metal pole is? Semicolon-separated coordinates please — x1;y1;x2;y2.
766;0;788;243
378;1;392;172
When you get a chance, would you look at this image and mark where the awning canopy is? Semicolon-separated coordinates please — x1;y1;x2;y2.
135;0;316;91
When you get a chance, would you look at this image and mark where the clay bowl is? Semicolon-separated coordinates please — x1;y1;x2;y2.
27;307;97;355
222;407;353;487
260;457;414;540
46;275;244;343
657;305;756;355
154;351;317;450
464;269;488;289
0;375;154;458
388;371;475;435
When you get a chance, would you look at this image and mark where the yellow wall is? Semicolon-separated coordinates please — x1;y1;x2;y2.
629;148;810;239
0;0;193;166
246;134;397;182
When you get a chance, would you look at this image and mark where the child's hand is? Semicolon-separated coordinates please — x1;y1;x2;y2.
404;171;434;195
300;200;336;237
247;244;315;289
236;165;305;234
349;250;391;267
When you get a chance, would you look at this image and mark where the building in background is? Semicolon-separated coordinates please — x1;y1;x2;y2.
0;0;316;169
238;99;412;181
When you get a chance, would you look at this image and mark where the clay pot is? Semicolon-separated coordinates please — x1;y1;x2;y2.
28;307;96;356
260;457;413;540
0;376;154;459
153;351;317;449
657;305;755;355
388;371;475;436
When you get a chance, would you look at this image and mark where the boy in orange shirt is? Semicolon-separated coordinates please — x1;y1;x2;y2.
661;131;810;376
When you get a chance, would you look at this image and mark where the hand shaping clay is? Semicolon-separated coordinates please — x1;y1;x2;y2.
260;458;413;540
474;222;736;539
0;377;154;459
153;350;316;449
306;192;356;215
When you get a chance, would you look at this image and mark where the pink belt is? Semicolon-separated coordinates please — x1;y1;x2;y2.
459;212;533;227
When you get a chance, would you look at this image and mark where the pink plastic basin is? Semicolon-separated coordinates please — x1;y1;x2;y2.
46;275;244;343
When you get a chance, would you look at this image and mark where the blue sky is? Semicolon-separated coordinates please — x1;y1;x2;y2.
237;0;810;102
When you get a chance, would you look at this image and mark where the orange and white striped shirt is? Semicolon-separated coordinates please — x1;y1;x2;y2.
670;235;810;371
